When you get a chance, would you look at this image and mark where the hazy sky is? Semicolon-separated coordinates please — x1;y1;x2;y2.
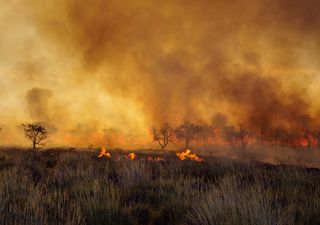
1;0;320;147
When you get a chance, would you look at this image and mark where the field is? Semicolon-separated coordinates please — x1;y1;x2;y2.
0;148;320;225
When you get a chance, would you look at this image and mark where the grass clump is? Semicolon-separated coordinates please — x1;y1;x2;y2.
0;148;319;225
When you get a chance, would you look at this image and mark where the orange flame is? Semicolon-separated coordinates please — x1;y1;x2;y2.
127;152;137;160
98;147;111;158
154;157;165;162
176;149;204;162
147;156;165;162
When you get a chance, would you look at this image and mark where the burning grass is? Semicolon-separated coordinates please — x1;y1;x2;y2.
176;149;204;162
127;152;137;160
98;147;111;158
0;148;320;225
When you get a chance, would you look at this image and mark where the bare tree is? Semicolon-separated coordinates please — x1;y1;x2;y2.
237;123;250;150
222;126;238;148
255;127;266;149
174;121;201;149
223;123;250;150
22;123;49;150
197;124;216;145
152;122;174;150
301;128;317;150
267;127;288;147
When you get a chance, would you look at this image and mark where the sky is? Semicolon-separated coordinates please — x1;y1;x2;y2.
0;0;320;148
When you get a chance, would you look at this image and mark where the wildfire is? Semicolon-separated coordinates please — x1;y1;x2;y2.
147;156;165;162
127;152;137;160
176;149;204;162
154;157;165;162
98;147;111;158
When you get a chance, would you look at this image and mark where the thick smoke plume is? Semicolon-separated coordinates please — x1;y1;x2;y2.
0;0;320;147
26;87;53;121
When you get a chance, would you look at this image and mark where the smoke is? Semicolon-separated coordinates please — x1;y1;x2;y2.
26;87;53;121
0;0;320;147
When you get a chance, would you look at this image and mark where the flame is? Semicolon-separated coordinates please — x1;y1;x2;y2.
176;149;204;162
298;136;318;147
154;157;165;162
147;156;154;161
147;156;165;162
98;147;111;158
127;152;137;160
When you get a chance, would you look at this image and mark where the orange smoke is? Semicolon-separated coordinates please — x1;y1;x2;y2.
2;0;320;149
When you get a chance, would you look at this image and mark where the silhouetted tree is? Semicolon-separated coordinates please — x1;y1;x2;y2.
223;123;251;150
152;122;174;150
237;123;250;150
196;124;216;145
303;129;314;149
267;127;289;147
22;123;49;150
222;126;238;148
256;127;266;149
174;121;201;149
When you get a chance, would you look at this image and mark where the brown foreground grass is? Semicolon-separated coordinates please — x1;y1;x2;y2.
0;148;319;225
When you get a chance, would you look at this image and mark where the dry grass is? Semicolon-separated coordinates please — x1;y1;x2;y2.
0;148;319;225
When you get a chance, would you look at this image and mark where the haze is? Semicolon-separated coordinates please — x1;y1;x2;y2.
1;0;320;148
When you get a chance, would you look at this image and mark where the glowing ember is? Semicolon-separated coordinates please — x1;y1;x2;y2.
98;147;111;158
127;152;137;160
176;149;204;162
154;157;165;162
147;156;165;162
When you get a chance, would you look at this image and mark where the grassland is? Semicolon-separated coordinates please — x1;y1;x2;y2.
0;148;319;225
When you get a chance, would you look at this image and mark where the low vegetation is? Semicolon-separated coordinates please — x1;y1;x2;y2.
0;148;319;225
